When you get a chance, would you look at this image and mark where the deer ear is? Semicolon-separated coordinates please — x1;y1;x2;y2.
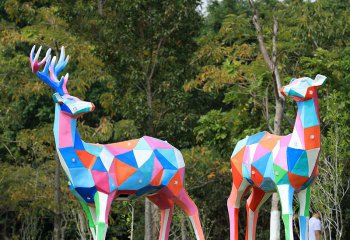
312;74;327;86
52;93;64;104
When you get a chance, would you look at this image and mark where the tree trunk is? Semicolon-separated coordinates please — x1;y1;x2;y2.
270;95;284;240
53;154;62;240
130;203;135;240
151;204;159;238
270;20;284;240
181;214;187;240
144;199;153;240
144;196;160;240
270;193;281;240
97;0;104;16
78;210;87;240
142;37;165;240
144;62;159;240
144;70;155;239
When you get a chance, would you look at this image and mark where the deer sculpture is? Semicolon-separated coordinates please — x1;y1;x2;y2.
227;75;326;240
29;45;205;240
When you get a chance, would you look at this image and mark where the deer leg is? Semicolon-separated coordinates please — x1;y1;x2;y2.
245;187;272;240
173;188;205;240
277;185;295;240
147;192;174;240
227;178;251;240
86;205;97;240
297;186;311;240
69;185;97;239
94;191;116;240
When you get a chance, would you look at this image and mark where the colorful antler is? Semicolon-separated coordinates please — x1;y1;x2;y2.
30;45;69;95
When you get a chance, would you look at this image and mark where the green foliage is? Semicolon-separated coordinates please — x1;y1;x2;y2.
195;109;229;148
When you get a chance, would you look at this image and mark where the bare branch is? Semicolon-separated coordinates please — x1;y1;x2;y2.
248;0;273;70
147;38;164;83
272;17;284;100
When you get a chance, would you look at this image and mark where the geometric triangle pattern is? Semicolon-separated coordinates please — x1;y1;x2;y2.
56;133;187;201
228;75;326;240
230;76;324;193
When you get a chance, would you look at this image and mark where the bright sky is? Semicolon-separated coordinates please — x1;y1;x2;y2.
199;0;212;15
199;0;317;15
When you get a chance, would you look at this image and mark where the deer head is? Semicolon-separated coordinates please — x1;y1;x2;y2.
30;45;95;118
280;74;327;101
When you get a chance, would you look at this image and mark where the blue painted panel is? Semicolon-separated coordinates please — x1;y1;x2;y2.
74;131;85;150
154;149;177;170
298;99;319;128
74;186;97;204
231;137;248;157
287;147;305;171
119;157;154;190
70;167;95;188
242;164;250;180
247;131;266;145
277;173;290;185
59;147;85;168
108;174;117;192
252;152;271;175
116;151;138;168
291;151;308;176
161;169;177;186
134;137;152;150
83;142;103;156
156;149;177;169
92;157;107;172
263;154;275;181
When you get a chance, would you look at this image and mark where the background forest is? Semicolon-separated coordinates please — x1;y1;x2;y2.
1;0;350;239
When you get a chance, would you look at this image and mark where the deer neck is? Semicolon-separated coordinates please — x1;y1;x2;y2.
53;103;78;149
290;92;321;150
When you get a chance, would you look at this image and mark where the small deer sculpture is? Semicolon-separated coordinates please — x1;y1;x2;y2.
227;75;326;240
30;45;205;240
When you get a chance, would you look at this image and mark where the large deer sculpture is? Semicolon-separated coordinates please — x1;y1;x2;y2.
227;75;326;240
30;45;205;240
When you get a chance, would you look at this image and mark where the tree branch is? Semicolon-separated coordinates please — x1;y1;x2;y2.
272;17;284;99
248;0;273;70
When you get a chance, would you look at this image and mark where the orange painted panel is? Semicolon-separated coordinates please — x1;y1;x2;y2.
150;169;164;186
75;150;97;169
251;166;263;186
259;134;282;150
108;138;140;149
115;160;137;185
288;172;309;190
304;126;320;150
168;171;183;197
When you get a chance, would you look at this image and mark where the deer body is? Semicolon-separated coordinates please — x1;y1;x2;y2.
55;103;186;198
228;75;326;240
30;46;205;240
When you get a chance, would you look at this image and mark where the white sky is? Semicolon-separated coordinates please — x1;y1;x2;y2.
199;0;317;15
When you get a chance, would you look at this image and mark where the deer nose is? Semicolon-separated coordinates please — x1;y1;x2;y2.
91;103;95;111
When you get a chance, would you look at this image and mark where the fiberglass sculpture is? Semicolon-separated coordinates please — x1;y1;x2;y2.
30;45;205;240
227;75;326;240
